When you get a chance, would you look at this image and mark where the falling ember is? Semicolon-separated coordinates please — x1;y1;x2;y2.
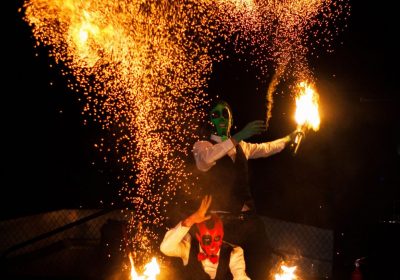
129;254;160;280
294;81;320;131
275;265;298;280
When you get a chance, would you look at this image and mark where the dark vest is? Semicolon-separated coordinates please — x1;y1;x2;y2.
196;141;254;214
183;237;233;280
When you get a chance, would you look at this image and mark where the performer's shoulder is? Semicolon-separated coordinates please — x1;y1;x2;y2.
193;138;213;148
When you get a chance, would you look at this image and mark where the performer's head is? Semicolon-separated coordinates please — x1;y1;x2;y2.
195;214;224;255
209;100;233;138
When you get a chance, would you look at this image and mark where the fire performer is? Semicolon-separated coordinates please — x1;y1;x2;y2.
192;100;298;280
160;195;250;280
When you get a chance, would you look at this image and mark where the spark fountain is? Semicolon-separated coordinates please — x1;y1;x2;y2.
20;0;349;271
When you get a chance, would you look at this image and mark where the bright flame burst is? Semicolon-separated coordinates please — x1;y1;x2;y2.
294;81;320;131
275;265;298;280
129;254;160;280
21;0;348;266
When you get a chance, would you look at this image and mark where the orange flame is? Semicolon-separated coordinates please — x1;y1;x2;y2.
129;254;160;280
275;265;298;280
294;81;320;131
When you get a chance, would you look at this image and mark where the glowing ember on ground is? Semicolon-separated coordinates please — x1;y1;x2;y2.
129;255;160;280
20;0;348;264
275;265;298;280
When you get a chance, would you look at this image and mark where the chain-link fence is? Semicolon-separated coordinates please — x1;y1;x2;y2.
1;209;333;279
263;216;333;279
1;209;126;279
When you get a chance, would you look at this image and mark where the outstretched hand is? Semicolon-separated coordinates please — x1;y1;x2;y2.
182;195;212;227
232;120;266;143
286;128;305;144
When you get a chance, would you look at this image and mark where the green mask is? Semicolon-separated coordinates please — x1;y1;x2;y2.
210;103;232;139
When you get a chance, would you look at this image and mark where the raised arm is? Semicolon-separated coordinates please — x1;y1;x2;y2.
182;195;212;227
241;129;299;159
160;196;212;264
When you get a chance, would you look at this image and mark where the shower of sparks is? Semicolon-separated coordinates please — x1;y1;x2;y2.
21;0;349;267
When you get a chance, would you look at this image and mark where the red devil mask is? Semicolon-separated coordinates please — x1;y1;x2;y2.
195;214;224;260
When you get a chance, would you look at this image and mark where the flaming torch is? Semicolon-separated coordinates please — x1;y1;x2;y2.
291;81;320;155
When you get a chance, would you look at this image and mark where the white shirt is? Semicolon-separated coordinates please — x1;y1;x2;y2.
160;222;250;280
193;134;288;172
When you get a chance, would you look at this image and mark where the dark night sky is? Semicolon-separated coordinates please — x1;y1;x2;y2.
6;0;399;239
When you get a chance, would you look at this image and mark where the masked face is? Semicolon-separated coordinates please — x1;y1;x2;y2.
195;215;224;256
210;103;232;138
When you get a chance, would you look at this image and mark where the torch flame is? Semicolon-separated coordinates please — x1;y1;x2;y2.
294;81;320;131
275;265;298;280
129;254;160;280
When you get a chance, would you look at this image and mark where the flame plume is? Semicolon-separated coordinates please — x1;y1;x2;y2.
295;81;320;131
275;265;298;280
129;254;160;280
290;81;320;155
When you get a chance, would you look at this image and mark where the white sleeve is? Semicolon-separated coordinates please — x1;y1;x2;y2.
240;137;287;159
193;139;236;171
229;245;251;280
159;222;191;265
